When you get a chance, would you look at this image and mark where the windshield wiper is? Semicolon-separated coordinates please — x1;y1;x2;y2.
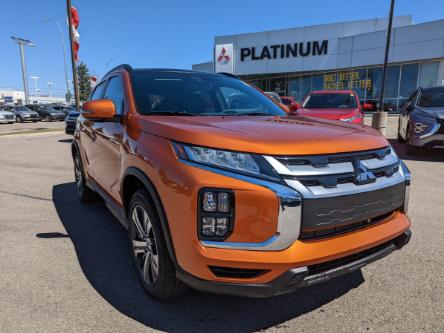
239;112;272;116
146;111;197;116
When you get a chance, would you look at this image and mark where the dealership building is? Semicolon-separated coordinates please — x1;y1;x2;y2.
192;16;444;112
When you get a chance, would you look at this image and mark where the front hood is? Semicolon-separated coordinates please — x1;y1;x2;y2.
416;106;444;119
296;108;358;120
135;115;387;155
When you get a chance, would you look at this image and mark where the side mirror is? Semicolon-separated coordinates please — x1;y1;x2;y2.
362;103;373;111
82;99;116;120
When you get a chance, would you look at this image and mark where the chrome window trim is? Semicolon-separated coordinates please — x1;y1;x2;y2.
180;159;302;251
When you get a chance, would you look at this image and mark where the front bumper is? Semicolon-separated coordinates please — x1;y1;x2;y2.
178;230;411;297
65;120;77;134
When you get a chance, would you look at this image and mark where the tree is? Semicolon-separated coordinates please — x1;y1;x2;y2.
76;62;92;102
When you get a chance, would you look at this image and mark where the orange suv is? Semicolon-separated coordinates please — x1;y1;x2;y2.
72;65;411;300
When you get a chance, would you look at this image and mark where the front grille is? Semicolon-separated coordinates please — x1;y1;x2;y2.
301;182;405;235
268;146;405;240
299;211;394;240
4;115;14;120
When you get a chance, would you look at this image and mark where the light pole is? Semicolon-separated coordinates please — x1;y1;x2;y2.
30;76;40;96
372;0;395;135
47;82;54;97
11;37;35;105
45;18;71;103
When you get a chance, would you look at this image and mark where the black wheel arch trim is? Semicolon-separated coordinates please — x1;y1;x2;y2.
122;167;179;267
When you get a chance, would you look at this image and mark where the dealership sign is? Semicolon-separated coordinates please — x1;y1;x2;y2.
214;44;234;74
240;40;328;61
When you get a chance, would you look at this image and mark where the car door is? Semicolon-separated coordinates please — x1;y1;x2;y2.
91;75;126;203
79;81;108;182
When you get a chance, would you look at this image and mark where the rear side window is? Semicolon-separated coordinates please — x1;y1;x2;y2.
90;82;107;101
104;76;125;116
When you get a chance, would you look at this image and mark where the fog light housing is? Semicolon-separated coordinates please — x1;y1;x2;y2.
198;189;234;241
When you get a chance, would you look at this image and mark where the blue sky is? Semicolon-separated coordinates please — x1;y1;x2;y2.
1;0;444;96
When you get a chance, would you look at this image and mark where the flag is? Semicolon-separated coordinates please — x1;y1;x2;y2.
70;6;80;61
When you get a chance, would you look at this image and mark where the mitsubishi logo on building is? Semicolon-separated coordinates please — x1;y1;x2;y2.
217;47;231;65
352;159;376;185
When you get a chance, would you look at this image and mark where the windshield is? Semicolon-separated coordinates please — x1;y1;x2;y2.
13;106;30;111
418;88;444;107
131;71;286;117
303;93;357;109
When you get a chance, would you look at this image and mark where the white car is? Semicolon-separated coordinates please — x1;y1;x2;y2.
0;109;16;124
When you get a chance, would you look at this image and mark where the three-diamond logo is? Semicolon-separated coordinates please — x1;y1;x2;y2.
217;47;231;65
352;158;376;185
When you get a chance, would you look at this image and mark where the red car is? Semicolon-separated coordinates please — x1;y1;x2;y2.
297;90;364;124
280;96;301;111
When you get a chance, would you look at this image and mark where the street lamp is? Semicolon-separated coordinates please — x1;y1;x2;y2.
11;36;36;105
45;17;71;103
372;0;396;135
30;76;40;96
47;82;54;97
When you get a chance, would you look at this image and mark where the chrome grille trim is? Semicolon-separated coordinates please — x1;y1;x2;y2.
265;147;407;199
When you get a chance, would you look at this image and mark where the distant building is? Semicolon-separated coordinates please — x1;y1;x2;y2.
193;15;444;112
0;89;66;105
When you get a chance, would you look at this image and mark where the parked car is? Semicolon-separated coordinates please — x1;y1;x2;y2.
398;86;444;154
52;104;76;116
72;66;411;301
65;110;80;135
264;91;282;103
3;105;41;122
26;104;65;121
297;90;364;124
280;96;301;111
0;108;16;123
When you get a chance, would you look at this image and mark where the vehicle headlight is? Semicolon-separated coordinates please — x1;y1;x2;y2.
172;142;281;182
0;114;4;119
50;112;57;116
23;114;30;117
340;114;361;122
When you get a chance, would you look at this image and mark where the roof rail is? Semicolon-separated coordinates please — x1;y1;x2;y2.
217;72;240;80
102;64;133;79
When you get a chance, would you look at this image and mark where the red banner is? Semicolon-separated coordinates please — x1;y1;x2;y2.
70;6;80;60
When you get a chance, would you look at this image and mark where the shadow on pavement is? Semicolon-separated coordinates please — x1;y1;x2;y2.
389;139;444;162
36;232;70;238
58;139;72;143
52;182;364;333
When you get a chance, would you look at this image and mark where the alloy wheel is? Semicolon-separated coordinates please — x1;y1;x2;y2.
74;154;83;191
131;205;159;285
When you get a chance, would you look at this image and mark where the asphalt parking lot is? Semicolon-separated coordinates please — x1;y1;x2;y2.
0;122;443;332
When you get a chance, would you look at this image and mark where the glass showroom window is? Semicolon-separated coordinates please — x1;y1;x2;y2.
350;68;368;100
419;62;439;88
312;74;324;91
288;76;300;102
367;67;383;100
399;63;419;99
301;75;312;101
270;77;287;95
383;65;400;99
323;72;338;90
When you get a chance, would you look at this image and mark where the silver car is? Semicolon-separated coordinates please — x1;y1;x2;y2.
398;86;444;154
0;108;16;124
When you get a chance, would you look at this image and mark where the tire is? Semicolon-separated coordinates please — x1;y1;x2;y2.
16;116;22;123
32;121;37;123
128;189;187;301
73;149;97;202
44;115;51;122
